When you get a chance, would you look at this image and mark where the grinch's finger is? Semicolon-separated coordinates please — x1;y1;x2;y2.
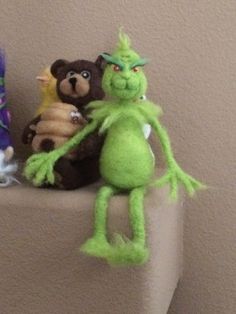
191;178;207;190
26;153;46;164
46;164;55;185
33;165;48;186
24;158;45;180
182;177;195;196
170;176;178;200
154;173;170;187
24;163;38;180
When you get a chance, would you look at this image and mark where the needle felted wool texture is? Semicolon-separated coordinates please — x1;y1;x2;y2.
23;57;105;190
88;101;160;189
24;30;205;265
35;66;59;116
32;102;86;156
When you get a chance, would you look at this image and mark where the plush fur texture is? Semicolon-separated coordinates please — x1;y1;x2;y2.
24;30;205;265
23;57;105;189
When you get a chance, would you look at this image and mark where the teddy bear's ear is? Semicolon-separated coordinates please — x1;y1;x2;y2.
95;53;109;72
51;59;69;78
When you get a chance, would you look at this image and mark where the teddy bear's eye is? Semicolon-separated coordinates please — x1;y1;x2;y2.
66;71;76;78
80;70;91;80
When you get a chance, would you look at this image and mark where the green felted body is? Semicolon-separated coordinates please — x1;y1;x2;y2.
24;30;205;266
100;113;154;189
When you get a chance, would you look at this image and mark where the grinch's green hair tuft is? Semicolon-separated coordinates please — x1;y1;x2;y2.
117;28;131;51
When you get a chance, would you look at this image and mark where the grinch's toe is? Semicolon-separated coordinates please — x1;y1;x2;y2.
80;237;111;258
108;242;149;266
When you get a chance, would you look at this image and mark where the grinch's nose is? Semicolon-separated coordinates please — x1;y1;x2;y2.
120;71;131;80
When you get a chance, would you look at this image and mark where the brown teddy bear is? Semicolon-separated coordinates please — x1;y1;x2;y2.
22;57;105;189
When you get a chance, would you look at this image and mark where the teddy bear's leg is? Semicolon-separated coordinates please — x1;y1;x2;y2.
53;155;101;190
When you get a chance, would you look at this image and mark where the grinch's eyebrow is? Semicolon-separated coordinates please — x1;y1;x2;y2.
101;53;125;69
130;58;149;69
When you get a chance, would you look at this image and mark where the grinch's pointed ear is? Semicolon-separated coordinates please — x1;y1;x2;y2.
100;53;113;64
95;53;110;71
51;59;69;78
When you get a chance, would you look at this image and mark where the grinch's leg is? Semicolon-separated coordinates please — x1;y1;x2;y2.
129;186;147;246
80;185;118;258
108;187;149;266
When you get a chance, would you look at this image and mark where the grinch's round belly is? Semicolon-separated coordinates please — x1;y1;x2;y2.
100;129;155;189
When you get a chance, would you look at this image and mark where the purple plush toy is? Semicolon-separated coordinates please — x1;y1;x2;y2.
0;49;14;160
0;49;18;186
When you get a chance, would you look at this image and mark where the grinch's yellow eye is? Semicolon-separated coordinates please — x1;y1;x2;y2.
132;66;139;72
113;65;121;72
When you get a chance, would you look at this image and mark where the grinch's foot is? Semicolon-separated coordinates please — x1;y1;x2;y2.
107;235;149;266
80;236;111;258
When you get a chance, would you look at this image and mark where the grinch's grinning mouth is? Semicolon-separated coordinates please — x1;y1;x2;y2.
111;82;139;91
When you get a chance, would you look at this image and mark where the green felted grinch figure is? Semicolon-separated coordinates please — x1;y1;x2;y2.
24;30;205;266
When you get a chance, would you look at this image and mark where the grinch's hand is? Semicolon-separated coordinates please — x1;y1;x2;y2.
24;151;59;186
154;164;206;200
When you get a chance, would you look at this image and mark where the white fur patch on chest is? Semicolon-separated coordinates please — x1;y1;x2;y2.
143;123;151;139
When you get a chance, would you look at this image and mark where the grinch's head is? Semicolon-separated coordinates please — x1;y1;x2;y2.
101;30;148;101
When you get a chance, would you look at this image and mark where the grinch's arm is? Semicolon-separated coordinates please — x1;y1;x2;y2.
149;117;205;199
24;120;98;186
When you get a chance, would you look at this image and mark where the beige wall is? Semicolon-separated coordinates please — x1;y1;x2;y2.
0;1;236;313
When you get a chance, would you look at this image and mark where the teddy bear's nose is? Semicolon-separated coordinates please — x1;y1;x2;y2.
69;77;77;89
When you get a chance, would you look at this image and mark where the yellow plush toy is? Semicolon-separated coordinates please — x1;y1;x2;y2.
35;67;59;116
